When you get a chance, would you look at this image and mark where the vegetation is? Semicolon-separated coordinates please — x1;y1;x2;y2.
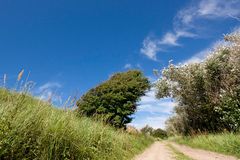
155;31;240;135
173;133;240;158
0;89;153;160
77;70;150;128
141;125;168;139
167;144;192;160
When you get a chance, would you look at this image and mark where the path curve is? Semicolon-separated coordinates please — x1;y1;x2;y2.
134;141;239;160
170;142;239;160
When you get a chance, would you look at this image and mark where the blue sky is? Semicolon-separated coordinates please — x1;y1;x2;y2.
0;0;239;129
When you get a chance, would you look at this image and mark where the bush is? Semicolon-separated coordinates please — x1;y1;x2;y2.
155;30;240;135
151;128;168;139
77;70;150;128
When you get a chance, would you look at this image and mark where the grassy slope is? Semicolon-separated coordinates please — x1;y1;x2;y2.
173;133;240;158
0;89;153;160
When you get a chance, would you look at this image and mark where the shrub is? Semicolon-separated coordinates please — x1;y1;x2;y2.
76;70;150;128
155;30;240;135
151;128;168;139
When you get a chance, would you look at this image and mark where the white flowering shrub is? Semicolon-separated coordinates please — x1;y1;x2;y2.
156;30;240;135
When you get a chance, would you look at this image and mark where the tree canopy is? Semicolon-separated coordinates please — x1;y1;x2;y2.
76;70;150;128
155;31;240;135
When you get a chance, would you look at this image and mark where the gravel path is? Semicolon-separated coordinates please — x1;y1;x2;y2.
170;142;239;160
134;141;239;160
134;142;175;160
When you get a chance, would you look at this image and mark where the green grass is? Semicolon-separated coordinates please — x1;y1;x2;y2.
167;144;192;160
173;133;240;158
0;89;153;160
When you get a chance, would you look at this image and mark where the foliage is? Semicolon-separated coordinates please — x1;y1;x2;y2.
140;125;154;135
140;125;168;139
151;128;168;139
77;70;150;128
155;30;240;135
0;89;153;160
174;133;240;158
167;144;193;160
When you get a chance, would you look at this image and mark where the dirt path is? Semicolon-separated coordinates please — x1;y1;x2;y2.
134;142;175;160
170;142;239;160
134;141;239;160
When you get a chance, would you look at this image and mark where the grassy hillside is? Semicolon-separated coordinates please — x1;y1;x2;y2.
0;89;153;160
173;133;240;158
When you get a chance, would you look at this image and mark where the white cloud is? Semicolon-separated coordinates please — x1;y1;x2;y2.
198;0;240;18
124;63;142;69
140;37;160;60
124;63;132;69
138;89;175;114
160;30;196;46
176;0;240;28
132;115;169;129
38;82;62;92
160;32;180;46
37;82;63;104
131;89;175;129
182;39;230;65
182;48;210;65
140;31;195;60
138;102;174;115
141;0;240;61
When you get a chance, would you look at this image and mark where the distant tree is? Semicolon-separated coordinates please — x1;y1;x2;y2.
140;125;168;139
76;70;150;128
140;125;154;135
151;128;168;139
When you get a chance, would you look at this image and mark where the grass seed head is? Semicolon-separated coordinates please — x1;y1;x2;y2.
17;69;24;81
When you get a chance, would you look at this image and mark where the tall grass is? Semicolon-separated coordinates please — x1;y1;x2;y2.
173;133;240;158
0;89;153;159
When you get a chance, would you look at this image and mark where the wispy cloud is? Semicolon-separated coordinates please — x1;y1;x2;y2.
141;0;240;61
138;89;175;114
182;39;231;65
160;31;196;46
38;82;62;92
132;115;170;129
141;31;195;60
36;82;63;104
124;63;132;69
198;0;240;19
124;63;142;69
175;0;240;29
140;37;160;61
131;89;175;129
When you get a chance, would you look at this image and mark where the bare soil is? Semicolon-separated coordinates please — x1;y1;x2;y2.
134;142;175;160
134;141;239;160
170;142;239;160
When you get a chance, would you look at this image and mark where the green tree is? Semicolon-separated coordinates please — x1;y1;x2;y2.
76;70;150;128
155;31;240;135
151;128;168;139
